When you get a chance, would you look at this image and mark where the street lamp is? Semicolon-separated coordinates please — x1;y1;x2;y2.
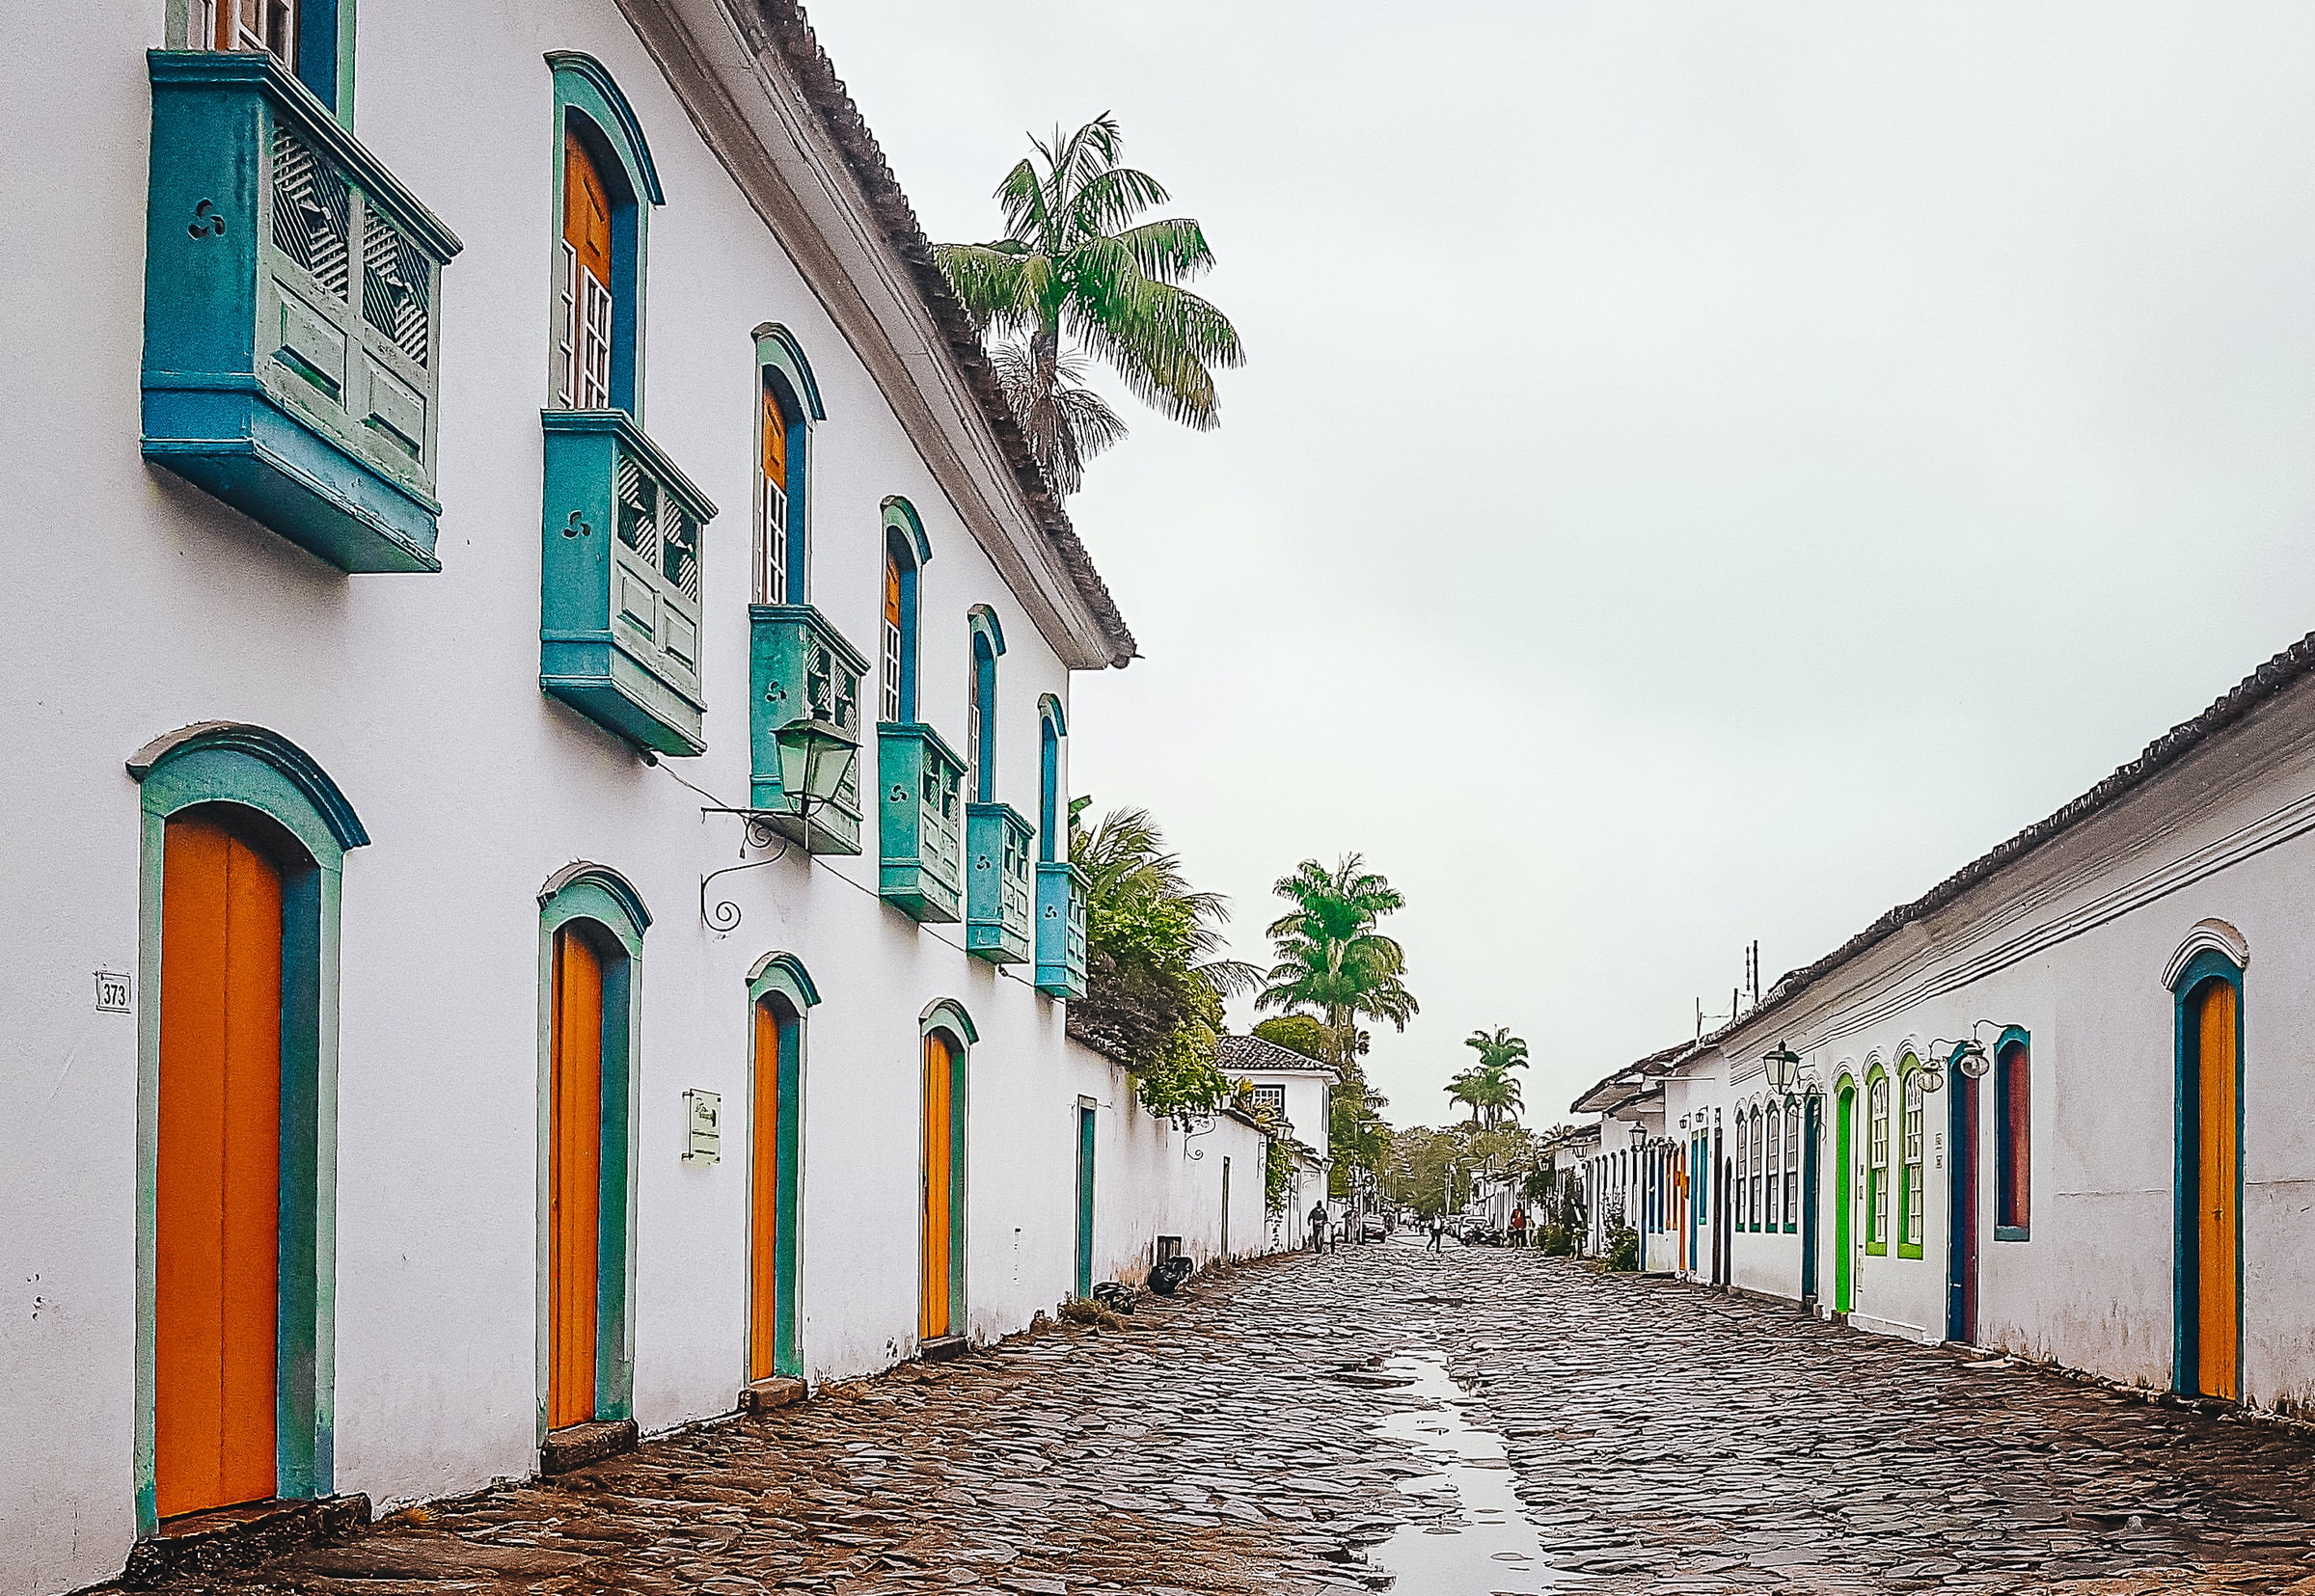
774;714;859;818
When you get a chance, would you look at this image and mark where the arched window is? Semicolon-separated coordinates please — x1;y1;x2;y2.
966;608;1004;805
1766;1105;1784;1231
753;327;823;606
1733;1114;1748;1233
127;722;368;1533
550;56;660;418
1783;1100;1801;1234
1866;1070;1892;1257
1039;704;1062;860
1900;1066;1926;1258
1752;1106;1766;1231
1995;1034;2030;1240
880;500;928;725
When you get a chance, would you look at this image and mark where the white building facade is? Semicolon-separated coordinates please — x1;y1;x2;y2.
0;2;1277;1588
1573;634;2315;1414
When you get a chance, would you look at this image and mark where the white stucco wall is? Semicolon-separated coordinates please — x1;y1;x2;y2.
1606;680;2315;1402
0;2;1270;1590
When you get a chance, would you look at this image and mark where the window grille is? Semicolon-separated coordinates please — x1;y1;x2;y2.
758;476;788;605
202;0;296;65
614;454;659;563
361;203;430;366
1868;1078;1891;1247
1784;1103;1801;1233
1733;1116;1747;1231
1902;1072;1925;1247
1766;1107;1783;1231
1250;1085;1286;1118
272;127;349;299
882;552;904;723
568;254;612;410
966;698;982;811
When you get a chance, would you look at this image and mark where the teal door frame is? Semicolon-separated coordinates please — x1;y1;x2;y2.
1074;1103;1096;1297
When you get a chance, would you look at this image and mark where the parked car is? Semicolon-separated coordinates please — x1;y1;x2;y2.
1360;1213;1387;1240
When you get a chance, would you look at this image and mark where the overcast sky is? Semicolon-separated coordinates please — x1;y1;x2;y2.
806;2;2315;1129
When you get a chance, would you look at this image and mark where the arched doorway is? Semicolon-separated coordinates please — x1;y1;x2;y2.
2178;959;2243;1399
1834;1083;1857;1314
919;1005;972;1348
154;810;288;1517
746;953;815;1385
131;722;367;1533
536;864;647;1441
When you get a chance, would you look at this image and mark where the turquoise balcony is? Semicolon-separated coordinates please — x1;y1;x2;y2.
964;804;1033;964
877;723;966;922
749;606;866;853
539;411;717;756
141;52;461;573
1035;861;1088;999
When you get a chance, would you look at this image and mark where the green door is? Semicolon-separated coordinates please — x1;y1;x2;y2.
1834;1086;1856;1313
1075;1105;1096;1298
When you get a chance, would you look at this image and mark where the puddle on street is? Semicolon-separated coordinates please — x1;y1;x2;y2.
1363;1352;1582;1592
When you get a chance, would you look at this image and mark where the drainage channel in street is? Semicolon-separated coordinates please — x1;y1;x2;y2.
1361;1351;1581;1592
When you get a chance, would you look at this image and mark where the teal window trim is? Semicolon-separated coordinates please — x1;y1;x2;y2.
921;1001;975;1328
2170;948;2246;1396
747;953;818;1380
883;499;930;723
1864;1067;1890;1258
1897;1060;1925;1260
966;608;1004;805
549;54;661;419
1993;1027;2031;1242
126;722;367;1537
1036;696;1065;863
534;863;649;1435
753;326;824;603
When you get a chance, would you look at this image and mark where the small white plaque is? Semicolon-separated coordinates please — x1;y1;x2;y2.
684;1089;722;1165
95;971;132;1014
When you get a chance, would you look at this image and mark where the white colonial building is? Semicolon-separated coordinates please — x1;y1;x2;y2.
0;2;1276;1588
1573;632;2315;1414
1218;1034;1333;1248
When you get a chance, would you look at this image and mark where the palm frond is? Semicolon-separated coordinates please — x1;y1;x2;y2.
1105;216;1215;284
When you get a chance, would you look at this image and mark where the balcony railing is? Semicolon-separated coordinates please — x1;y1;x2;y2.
965;804;1034;964
749;606;867;853
877;723;966;923
1035;860;1089;999
540;411;717;755
142;51;461;572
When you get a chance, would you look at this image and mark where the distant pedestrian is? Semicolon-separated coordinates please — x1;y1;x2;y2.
1509;1206;1529;1250
1426;1214;1445;1253
1308;1200;1329;1254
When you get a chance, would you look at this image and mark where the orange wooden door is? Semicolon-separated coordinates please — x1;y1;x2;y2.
749;1000;780;1382
919;1036;952;1340
2197;979;2240;1399
155;814;283;1517
549;929;604;1430
562;133;612;289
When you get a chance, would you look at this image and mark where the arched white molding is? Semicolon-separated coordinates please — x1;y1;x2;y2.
2165;918;2249;991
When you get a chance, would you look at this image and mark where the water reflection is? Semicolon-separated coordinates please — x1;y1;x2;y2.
1364;1352;1580;1592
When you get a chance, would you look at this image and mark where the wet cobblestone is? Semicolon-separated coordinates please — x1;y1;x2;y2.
143;1241;2315;1593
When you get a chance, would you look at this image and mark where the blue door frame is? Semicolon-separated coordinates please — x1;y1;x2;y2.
1800;1096;1822;1303
1074;1105;1095;1298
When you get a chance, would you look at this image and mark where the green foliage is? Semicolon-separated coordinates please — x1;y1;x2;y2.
1381;1122;1537;1215
1264;1137;1293;1216
1256;853;1414;1198
1603;1222;1641;1273
1065;805;1256;1127
934;114;1243;495
1258;855;1417;1065
1445;1026;1530;1127
1251;1014;1334;1063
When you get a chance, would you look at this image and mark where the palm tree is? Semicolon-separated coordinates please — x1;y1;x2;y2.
936;114;1243;495
1256;854;1416;1073
1065;805;1258;1082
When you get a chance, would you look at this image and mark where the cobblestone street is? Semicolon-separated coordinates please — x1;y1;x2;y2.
151;1240;2315;1595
